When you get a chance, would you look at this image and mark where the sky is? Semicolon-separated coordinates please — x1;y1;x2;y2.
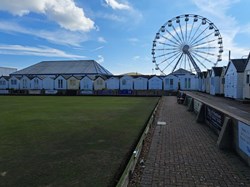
0;0;250;75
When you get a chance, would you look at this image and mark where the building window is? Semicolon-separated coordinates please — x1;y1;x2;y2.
34;79;39;89
122;79;126;85
97;79;103;85
70;79;76;86
58;79;63;88
222;78;225;84
247;74;250;84
11;79;17;85
23;79;27;88
170;79;173;86
0;80;5;85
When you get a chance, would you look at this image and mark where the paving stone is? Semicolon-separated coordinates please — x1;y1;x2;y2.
139;96;250;187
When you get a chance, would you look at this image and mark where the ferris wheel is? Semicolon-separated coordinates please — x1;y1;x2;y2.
152;14;223;74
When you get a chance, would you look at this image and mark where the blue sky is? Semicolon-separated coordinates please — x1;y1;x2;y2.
0;0;250;75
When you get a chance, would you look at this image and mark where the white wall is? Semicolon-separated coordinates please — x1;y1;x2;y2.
134;77;148;90
120;75;133;90
148;76;162;90
80;76;93;90
43;76;54;90
106;77;119;90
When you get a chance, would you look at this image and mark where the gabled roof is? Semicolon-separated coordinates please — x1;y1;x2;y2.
171;68;194;75
0;76;10;80
11;60;113;76
231;59;248;72
212;67;223;77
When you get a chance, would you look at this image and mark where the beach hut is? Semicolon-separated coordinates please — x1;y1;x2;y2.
42;76;55;90
120;75;133;90
30;76;43;90
9;76;20;90
210;67;223;95
205;70;212;93
163;74;178;91
224;58;248;99
0;76;9;90
171;68;196;90
196;72;203;91
133;76;148;90
67;76;80;90
94;76;106;90
243;56;250;99
20;75;31;90
106;76;120;90
148;76;162;90
80;76;93;90
54;75;67;90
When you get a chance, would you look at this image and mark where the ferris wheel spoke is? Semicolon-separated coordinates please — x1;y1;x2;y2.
158;41;179;48
188;21;195;43
190;25;209;46
190;31;215;46
192;51;215;65
191;53;208;69
178;22;185;42
159;51;182;66
155;49;180;58
193;46;217;50
172;25;184;43
165;30;182;45
162;53;182;71
188;22;202;43
192;39;217;48
185;21;188;42
155;47;179;51
172;53;184;72
192;49;216;56
160;34;180;46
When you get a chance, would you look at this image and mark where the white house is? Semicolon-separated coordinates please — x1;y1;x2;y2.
148;76;162;90
133;77;148;90
30;76;43;90
9;76;20;90
94;76;106;90
106;76;120;90
243;56;250;99
210;67;223;95
0;76;9;90
80;76;93;90
163;74;178;91
120;75;133;90
224;58;248;99
54;75;67;90
19;75;31;90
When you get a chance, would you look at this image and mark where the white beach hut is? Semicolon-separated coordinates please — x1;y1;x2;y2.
54;75;67;90
224;58;248;99
120;75;133;90
9;76;20;90
20;75;31;90
163;74;178;91
243;56;250;99
0;76;9;90
30;76;43;90
42;76;55;90
133;76;148;90
148;76;162;90
210;67;224;95
106;76;120;90
80;76;93;90
67;76;80;90
94;76;106;90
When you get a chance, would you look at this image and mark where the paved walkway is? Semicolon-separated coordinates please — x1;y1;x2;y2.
139;96;250;187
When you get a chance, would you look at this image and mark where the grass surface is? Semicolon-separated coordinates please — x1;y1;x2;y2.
0;96;159;187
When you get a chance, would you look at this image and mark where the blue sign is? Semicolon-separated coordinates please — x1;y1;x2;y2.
239;121;250;157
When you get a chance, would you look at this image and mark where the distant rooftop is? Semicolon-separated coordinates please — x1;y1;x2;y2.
11;60;113;76
0;67;17;76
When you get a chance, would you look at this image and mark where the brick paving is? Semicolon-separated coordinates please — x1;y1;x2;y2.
139;96;250;187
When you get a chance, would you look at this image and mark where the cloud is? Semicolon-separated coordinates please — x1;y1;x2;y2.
105;0;131;10
91;46;104;52
191;0;249;61
132;56;140;61
0;21;88;46
0;0;95;32
96;55;104;63
98;37;107;43
0;44;86;58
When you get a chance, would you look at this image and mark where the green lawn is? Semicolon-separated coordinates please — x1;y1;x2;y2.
0;96;159;187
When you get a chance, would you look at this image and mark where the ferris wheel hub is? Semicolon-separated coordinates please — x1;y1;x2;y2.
182;45;190;54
